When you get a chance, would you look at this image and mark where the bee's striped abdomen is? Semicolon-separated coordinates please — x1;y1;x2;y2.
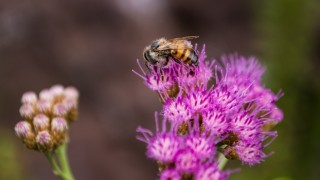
187;49;198;65
174;49;185;59
172;49;198;65
181;49;191;62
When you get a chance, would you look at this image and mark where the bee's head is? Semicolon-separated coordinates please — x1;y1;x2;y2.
150;38;166;50
143;48;157;65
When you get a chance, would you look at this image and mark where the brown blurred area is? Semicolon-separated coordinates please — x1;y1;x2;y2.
1;0;318;180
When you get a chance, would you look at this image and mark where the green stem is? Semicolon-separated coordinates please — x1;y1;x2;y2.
45;152;64;178
218;153;228;170
56;144;75;180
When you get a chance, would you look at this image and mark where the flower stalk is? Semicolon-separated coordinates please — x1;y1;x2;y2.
54;144;74;180
218;153;228;170
45;152;64;177
45;145;74;180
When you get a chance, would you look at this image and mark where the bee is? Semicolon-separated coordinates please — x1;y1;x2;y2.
143;36;199;67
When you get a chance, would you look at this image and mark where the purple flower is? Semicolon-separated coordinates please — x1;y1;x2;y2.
186;87;211;113
202;109;229;137
195;163;229;180
134;44;284;179
174;148;200;173
211;84;244;113
163;95;193;125
192;45;215;88
269;107;283;122
145;67;175;92
147;133;181;163
137;114;226;179
229;109;262;141
233;140;266;166
221;55;265;87
137;115;181;163
159;168;181;180
185;133;216;160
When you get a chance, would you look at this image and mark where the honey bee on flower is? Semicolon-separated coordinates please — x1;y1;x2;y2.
143;36;199;67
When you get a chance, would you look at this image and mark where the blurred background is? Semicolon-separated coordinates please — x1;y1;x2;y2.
0;0;319;179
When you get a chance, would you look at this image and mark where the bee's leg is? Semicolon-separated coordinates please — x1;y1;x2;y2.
172;57;182;64
145;61;158;72
188;64;196;76
162;56;170;66
160;68;164;80
154;65;160;72
145;61;152;71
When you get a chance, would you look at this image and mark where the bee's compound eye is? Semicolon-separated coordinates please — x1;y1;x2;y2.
144;50;157;65
143;51;150;61
150;42;159;50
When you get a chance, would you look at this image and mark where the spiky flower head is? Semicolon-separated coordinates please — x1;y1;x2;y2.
174;148;200;174
14;84;79;152
134;44;284;179
163;95;193;125
195;163;229;180
160;168;181;180
137;114;223;179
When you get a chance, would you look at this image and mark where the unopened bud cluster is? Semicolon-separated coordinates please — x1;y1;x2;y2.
15;85;79;152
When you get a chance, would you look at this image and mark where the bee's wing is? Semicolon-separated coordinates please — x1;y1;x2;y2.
156;37;198;51
167;36;199;41
155;42;182;51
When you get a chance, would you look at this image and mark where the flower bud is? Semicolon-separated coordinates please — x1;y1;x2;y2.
51;117;68;145
53;103;68;116
16;85;80;152
63;99;77;110
62;99;79;122
33;114;50;131
64;86;79;100
37;99;52;113
14;121;34;139
50;84;64;97
19;104;35;119
36;130;53;151
51;117;68;134
21;91;37;104
39;89;54;101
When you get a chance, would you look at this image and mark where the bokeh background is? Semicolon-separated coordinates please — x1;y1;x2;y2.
0;0;319;179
